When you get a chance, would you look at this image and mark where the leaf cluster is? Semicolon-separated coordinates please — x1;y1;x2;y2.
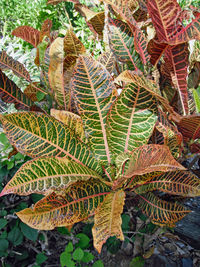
0;0;200;255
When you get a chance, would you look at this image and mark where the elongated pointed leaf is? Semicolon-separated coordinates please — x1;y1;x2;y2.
48;37;68;109
92;190;125;253
0;112;101;173
138;192;190;227
64;29;86;57
147;0;183;43
169;14;200;45
135;171;200;197
0;70;34;110
0;157;101;196
164;43;189;115
16;178;111;230
12;26;40;48
104;0;150;64
107;82;157;155
50;109;86;142
125;144;185;178
108;18;138;70
0;51;31;82
72;56;116;164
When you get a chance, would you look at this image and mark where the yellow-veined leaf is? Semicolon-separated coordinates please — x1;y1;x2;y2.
92;190;125;253
107;82;157;155
48;37;68;109
138;192;190;227
24;82;47;102
64;29;86;57
108;18;138;70
0;157;101;196
16;178;111;230
124;145;185;179
71;56;116;165
50;109;86;142
0;112;101;173
0;50;31;82
134;171;200;197
98;51;117;75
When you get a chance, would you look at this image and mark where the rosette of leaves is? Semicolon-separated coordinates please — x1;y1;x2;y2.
0;0;200;254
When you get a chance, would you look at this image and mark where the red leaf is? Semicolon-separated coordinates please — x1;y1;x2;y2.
12;26;40;48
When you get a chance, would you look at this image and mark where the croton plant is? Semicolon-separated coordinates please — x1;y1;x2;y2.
0;0;200;253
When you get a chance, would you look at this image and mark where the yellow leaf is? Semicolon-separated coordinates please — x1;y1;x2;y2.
92;190;125;253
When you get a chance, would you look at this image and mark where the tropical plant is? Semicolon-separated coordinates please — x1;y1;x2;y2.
0;0;200;254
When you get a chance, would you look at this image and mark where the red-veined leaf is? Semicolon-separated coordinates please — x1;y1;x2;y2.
134;171;200;197
108;18;138;70
0;70;34;110
16;178;111;230
176;115;200;140
0;157;101;197
12;26;40;48
0;112;101;173
124;144;185;178
0;50;31;82
98;51;117;75
92;190;125;253
71;56;116;165
147;38;168;66
138;192;190;227
147;0;183;43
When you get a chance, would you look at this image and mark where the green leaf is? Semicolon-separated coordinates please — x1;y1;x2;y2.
107;82;157;155
7;161;14;170
0;218;7;230
193;89;200;113
14;152;24;160
92;260;104;267
72;55;116;165
106;236;121;254
36;91;46;101
8;226;23;246
75;233;90;249
0;133;8;145
20;222;38;241
0;157;102;196
36;253;48;264
72;247;84;261
0;112;101;174
65;241;73;253
60;252;75;267
81;251;94;263
0;231;7;239
130;256;145;267
0;239;9;252
122;214;130;231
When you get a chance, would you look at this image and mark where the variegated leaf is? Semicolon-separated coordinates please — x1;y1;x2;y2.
64;29;86;57
98;51;117;75
134;171;200;197
50;109;86;142
12;26;40;48
71;56;116;165
104;0;150;64
16;178;111;230
0;70;34;110
108;18;138;70
48;37;68;109
0;51;31;82
125;144;185;178
176;115;200;140
138;192;190;227
0;157;101;196
0;112;101;173
147;0;183;43
147;38;168;66
107;82;157;155
24;83;47;102
92;190;125;253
